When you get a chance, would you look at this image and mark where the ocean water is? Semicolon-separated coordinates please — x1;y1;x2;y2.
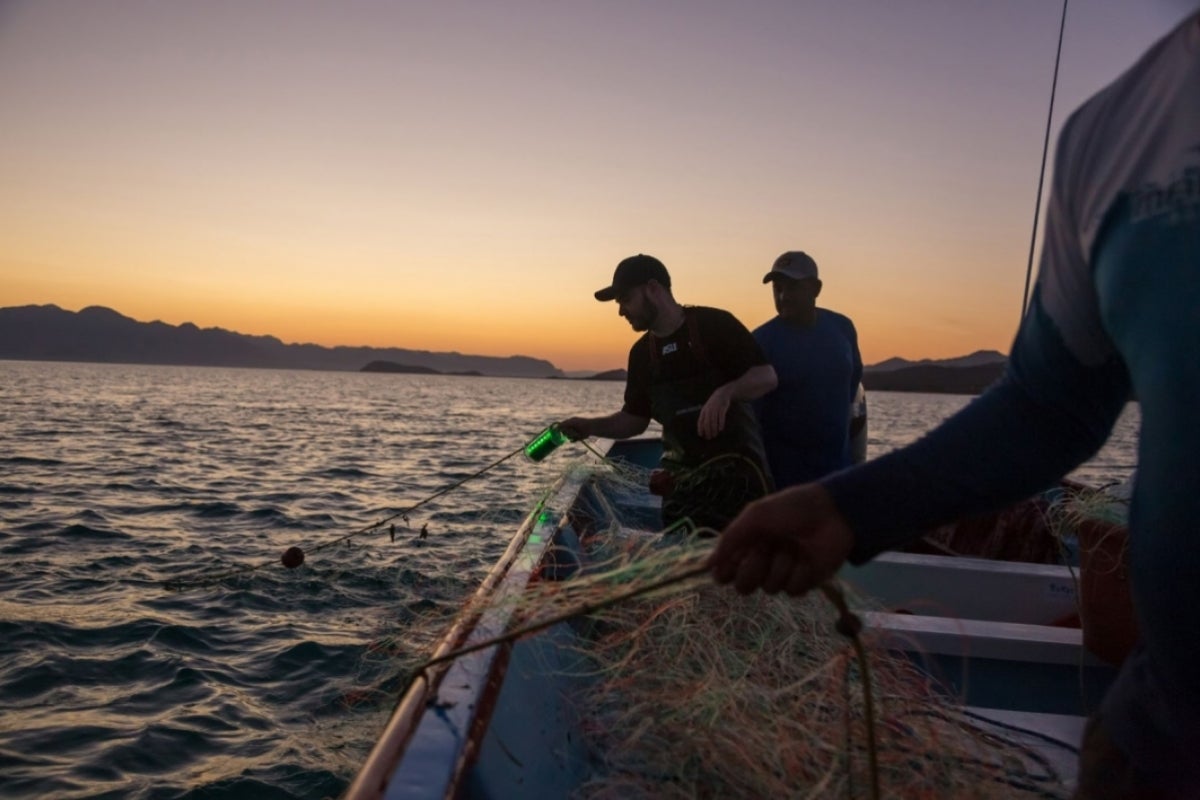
0;361;1139;799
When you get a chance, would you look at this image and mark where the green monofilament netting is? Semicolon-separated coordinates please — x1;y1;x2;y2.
491;460;1076;799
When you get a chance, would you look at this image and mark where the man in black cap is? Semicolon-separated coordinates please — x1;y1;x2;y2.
559;254;779;534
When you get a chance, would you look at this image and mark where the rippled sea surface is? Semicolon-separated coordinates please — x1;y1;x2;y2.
0;361;1139;799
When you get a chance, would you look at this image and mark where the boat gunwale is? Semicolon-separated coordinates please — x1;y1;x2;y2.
342;459;601;800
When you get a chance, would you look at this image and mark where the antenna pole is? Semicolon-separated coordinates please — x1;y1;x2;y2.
1020;0;1069;323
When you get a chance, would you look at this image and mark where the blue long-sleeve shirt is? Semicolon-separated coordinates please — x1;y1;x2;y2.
754;310;862;487
823;14;1200;791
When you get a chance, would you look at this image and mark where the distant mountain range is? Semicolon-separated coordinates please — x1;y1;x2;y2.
862;350;1007;395
0;304;561;378
0;303;1009;391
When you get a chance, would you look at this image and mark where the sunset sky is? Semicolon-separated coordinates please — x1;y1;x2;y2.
1;1;1194;372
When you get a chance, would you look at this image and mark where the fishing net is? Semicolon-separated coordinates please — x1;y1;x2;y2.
441;456;1081;799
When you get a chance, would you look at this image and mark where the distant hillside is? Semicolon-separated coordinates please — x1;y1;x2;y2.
859;350;1007;394
547;368;627;381
0;304;562;378
360;360;482;377
862;362;1006;395
865;349;1006;373
584;369;627;381
360;361;441;375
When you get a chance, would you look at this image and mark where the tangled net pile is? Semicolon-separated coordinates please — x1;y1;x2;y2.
491;461;1078;799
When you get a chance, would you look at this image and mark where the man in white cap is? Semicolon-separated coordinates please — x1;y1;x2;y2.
753;251;863;487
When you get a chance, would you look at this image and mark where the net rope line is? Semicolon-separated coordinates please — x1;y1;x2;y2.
159;431;681;591
163;439;609;590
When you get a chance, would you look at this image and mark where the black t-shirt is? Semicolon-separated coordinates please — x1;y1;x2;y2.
621;306;768;420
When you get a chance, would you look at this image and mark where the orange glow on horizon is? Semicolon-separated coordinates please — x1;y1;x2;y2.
2;259;1019;372
2;2;1179;373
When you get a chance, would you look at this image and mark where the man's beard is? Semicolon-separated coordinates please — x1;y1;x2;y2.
626;300;658;332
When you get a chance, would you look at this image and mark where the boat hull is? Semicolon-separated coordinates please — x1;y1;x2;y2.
344;438;1111;798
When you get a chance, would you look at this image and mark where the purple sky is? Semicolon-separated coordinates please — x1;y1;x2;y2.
1;0;1194;369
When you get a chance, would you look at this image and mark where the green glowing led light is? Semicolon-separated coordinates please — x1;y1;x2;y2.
523;425;568;462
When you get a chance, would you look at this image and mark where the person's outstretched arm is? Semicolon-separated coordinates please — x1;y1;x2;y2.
711;286;1130;592
558;411;649;442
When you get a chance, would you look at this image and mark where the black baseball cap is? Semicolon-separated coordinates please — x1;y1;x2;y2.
594;254;671;301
